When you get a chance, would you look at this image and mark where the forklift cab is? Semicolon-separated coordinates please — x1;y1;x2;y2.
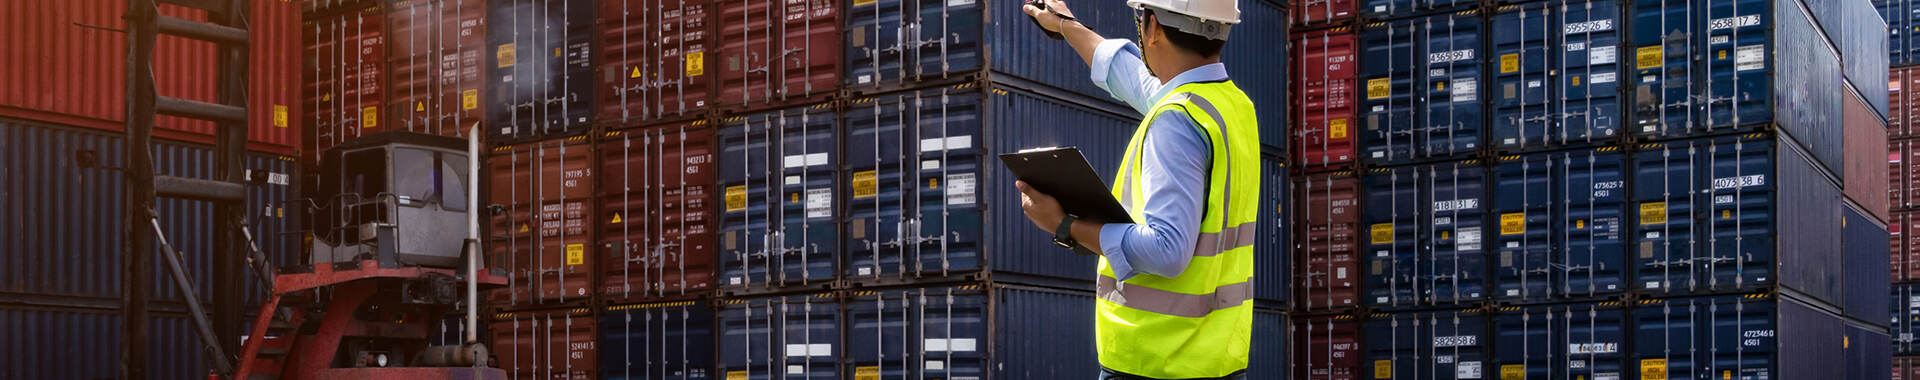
310;132;474;268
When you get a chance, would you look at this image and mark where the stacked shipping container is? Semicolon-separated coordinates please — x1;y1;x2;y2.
1891;2;1920;372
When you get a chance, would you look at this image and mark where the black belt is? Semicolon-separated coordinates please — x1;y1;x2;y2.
1101;367;1248;380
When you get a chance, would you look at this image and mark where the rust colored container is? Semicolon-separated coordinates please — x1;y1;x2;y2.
490;308;598;380
1293;171;1362;313
304;7;388;165
1292;29;1359;168
714;0;839;110
1895;68;1913;138
384;0;487;137
1291;315;1362;380
1292;0;1356;26
1896;140;1910;211
1844;92;1890;222
1909;141;1920;210
598;122;719;302
0;0;302;153
596;0;713;123
1896;212;1914;282
488;136;598;308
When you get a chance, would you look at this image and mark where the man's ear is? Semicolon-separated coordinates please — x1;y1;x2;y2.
1141;15;1158;48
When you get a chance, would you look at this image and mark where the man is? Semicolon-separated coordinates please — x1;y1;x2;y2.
1015;0;1262;379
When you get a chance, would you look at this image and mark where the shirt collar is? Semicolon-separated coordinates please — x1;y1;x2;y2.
1150;62;1230;105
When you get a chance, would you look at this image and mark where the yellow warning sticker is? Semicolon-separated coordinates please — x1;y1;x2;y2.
566;244;584;265
273;105;288;128
1500;53;1519;74
1722;370;1732;379
1637;46;1662;69
1501;213;1526;235
1572;75;1582;86
790;192;801;203
1374;360;1392;379
1717;49;1726;60
725;185;747;212
554;47;562;57
1501;364;1526;380
852;170;878;198
631;66;643;78
1371;223;1394;245
610;212;623;224
519;223;529;233
854;0;877;6
686;52;705;77
928;178;939;190
727;371;748;380
855;366;880;380
1639;202;1667;225
1330;118;1349;139
362;106;378;128
1367;78;1390;100
416;101;426;112
1640;359;1667;380
462;89;478;110
1576;219;1586;229
323;92;332;102
497;43;516;68
1721;209;1731;219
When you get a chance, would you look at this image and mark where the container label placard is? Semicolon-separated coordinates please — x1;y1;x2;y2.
463;89;479;110
1636;46;1663;69
855;366;880;380
566;244;584;265
1375;360;1392;379
1456;361;1482;379
1500;365;1525;380
1569;342;1619;354
728;371;748;380
1708;15;1761;30
806;188;832;219
497;43;516;68
1368;78;1391;99
686;52;705;76
1433;199;1478;212
1734;45;1765;71
362;106;378;128
852;170;878;198
947;173;977;205
1500;213;1526;235
1590;45;1617;65
1448;78;1477;103
273;105;288;127
1711;174;1765;190
1638;202;1667;225
1500;54;1519;74
1640;359;1667;380
1429;49;1475;64
1330;118;1349;139
725;185;747;212
1371;223;1395;244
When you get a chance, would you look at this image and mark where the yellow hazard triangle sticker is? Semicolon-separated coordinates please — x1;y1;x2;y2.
519;223;529;233
416;101;425;112
631;67;642;78
610;212;623;224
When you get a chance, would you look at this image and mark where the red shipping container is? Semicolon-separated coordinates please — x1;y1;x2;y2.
0;0;302;153
1291;315;1362;380
1895;212;1912;282
597;0;713;123
1844;92;1890;222
1291;0;1355;27
1293;171;1361;313
1893;69;1910;138
1292;29;1358;168
714;0;839;109
599;122;718;302
1908;141;1920;210
489;136;598;308
384;0;487;137
490;308;597;380
304;7;387;165
1895;140;1909;211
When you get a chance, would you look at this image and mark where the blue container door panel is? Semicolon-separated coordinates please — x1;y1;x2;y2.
1427;312;1488;380
1885;0;1905;65
1558;148;1629;297
1563;305;1628;380
845;95;919;281
720;300;780;379
1361;20;1422;165
845;0;910;87
721;117;780;289
1492;4;1557;151
1421;13;1484;159
776;107;840;285
916;0;984;81
920;286;989;380
1844;205;1892;324
1701;0;1771;130
1558;0;1624;145
1492;308;1555;380
1708;297;1783;380
1365;314;1424;380
1701;137;1774;293
1632;141;1700;295
1425;162;1488;305
780;295;841;379
1493;155;1555;302
602;303;715;379
1364;167;1423;308
1630;0;1703;138
913;87;988;275
1258;155;1290;302
1633;299;1705;380
847;290;914;380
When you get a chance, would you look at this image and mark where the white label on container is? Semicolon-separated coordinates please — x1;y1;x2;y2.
786;175;802;185
784;155;805;168
1458;227;1482;251
1429;49;1475;64
1645;281;1661;289
1377;296;1389;303
810;344;832;356
947;173;977;205
1527;80;1541;89
1708;15;1760;30
789;365;805;374
951;339;977;352
1710;35;1731;45
1434;335;1477;347
922;159;941;171
807;153;830;167
1715;195;1736;205
1563;19;1614;34
1567;42;1587;51
1712;174;1765;190
806;188;832;219
858;267;872;275
926;360;947;371
1451;78;1478;103
1571;360;1588;369
1592;72;1617;84
858;75;872;84
731;277;742;285
1646;231;1661;239
1337;267;1348;279
1569;343;1620;354
920;136;972;152
1436;216;1454;226
926;339;949;351
1594;374;1620;380
1506;241;1520;248
1591;46;1617;65
1457;361;1482;379
1437;355;1455;364
1374;5;1386;12
1734;45;1765;71
948;0;974;6
1434;199;1479;212
787;344;808;357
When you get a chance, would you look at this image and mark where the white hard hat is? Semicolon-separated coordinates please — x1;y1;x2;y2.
1126;0;1239;40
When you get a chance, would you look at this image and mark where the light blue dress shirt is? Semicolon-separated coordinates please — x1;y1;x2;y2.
1088;39;1226;281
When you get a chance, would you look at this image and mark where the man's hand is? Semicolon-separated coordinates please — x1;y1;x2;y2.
1015;181;1066;233
1022;0;1079;36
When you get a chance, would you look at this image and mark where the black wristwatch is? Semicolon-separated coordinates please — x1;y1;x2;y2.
1051;214;1078;249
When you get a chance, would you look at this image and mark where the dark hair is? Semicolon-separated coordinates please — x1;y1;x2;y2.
1148;11;1226;57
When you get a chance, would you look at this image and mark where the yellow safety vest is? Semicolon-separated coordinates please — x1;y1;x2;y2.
1097;80;1261;379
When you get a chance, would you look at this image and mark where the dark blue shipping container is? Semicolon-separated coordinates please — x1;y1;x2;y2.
844;289;919;380
846;283;1099;379
1897;283;1920;354
486;0;596;143
1844;202;1891;326
838;83;1137;287
1360;0;1475;18
1629;0;1846;178
718;293;841;380
1251;308;1289;380
1490;3;1556;152
1257;155;1290;302
1632;294;1846;380
1631;133;1843;303
601;300;715;380
1363;160;1489;309
0;308;212;379
1490;0;1624;152
0;121;299;306
1360;12;1482;165
1837;0;1892;117
1490;148;1629;303
1364;309;1488;380
719;104;841;291
1221;0;1292;149
1883;0;1920;66
1847;322;1894;380
1491;303;1629;380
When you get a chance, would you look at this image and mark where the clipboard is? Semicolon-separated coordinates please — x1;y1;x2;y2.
997;147;1133;224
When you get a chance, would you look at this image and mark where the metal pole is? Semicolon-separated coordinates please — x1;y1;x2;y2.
468;130;482;346
123;0;157;378
212;0;249;367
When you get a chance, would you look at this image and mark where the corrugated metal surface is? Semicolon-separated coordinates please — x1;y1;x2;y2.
1360;0;1474;18
1258;155;1290;303
1251;308;1289;380
1363;160;1489;309
1292;29;1358;167
595;0;712;123
1491;153;1555;303
714;0;839;109
0;122;298;305
1363;309;1488;380
492;308;599;380
1292;0;1355;26
718;103;839;290
385;0;487;137
1847;90;1892;222
486;0;595;143
599;300;715;379
1896;67;1915;138
304;7;388;165
1897;283;1920;354
1490;3;1555;152
1489;0;1623;151
718;292;840;380
1849;323;1894;380
1903;356;1918;380
1631;294;1844;380
1896;141;1911;211
1359;11;1483;165
599;122;717;302
1490;148;1629;303
845;289;917;380
1291;315;1361;380
839;0;1131;99
1222;0;1290;150
1899;211;1920;282
0;0;303;153
487;136;597;307
0;308;213;379
1846;203;1892;325
1838;0;1891;118
1632;134;1843;302
1492;303;1628;380
1294;171;1361;312
1886;0;1920;67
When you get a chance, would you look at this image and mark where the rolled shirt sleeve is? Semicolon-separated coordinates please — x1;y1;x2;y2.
1097;111;1212;281
1088;39;1165;117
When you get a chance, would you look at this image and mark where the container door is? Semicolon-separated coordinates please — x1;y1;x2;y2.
1360;19;1421;165
1420;12;1483;159
1699;137;1774;293
1492;154;1554;302
1557;0;1623;145
1493;308;1555;380
486;0;595;142
1426;311;1487;380
1631;141;1700;295
1296;173;1363;312
721;116;779;289
913;0;982;81
1700;0;1771;130
1561;304;1627;380
919;286;988;380
779;295;840;380
600;126;719;300
1364;167;1422;308
385;0;486;137
844;0;909;88
847;290;912;380
488;147;536;305
845;94;917;282
1424;162;1488;306
913;88;986;276
721;299;779;380
1490;3;1555;151
1364;314;1422;380
596;0;713;122
1295;30;1359;167
305;9;387;162
1558;148;1629;297
1706;297;1780;380
776;106;840;285
602;303;717;380
1293;317;1362;380
1629;0;1702;138
1633;298;1703;380
535;141;596;302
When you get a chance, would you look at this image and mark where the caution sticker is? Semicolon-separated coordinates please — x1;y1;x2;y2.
273;105;288;128
497;43;516;68
1501;213;1526;235
1375;360;1392;379
1371;223;1394;245
727;371;748;380
1500;53;1519;74
725;185;747;212
1640;359;1667;380
852;170;878;198
1636;46;1662;69
855;366;879;380
566;243;585;265
362;106;378;128
462;89;479;110
1330;118;1349;139
854;0;877;5
1501;364;1525;380
1639;202;1667;225
1368;78;1391;100
686;52;705;77
610;212;623;224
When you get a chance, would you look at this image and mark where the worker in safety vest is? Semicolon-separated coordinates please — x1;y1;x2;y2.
1017;0;1261;378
